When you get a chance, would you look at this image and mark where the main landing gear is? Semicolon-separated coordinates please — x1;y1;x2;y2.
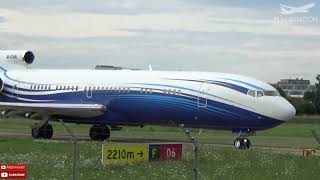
89;125;110;141
233;137;251;150
31;123;53;139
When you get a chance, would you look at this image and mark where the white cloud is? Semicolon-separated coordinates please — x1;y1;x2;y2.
0;1;319;83
1;6;320;39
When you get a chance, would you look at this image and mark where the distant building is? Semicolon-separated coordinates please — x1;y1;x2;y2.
273;78;317;98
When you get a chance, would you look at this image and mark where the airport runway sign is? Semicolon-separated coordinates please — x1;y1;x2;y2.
149;144;182;161
102;144;148;165
102;143;183;165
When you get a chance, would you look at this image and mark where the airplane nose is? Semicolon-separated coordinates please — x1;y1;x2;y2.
274;97;296;121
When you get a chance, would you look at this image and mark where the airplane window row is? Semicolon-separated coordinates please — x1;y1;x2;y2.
247;90;280;97
30;84;52;90
141;88;152;93
164;89;181;95
85;86;131;93
30;84;79;91
28;84;183;96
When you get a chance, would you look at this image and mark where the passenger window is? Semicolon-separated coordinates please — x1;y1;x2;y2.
247;90;256;97
263;91;279;96
257;91;264;97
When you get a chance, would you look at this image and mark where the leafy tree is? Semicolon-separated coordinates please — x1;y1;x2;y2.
304;91;315;102
271;85;287;98
314;74;320;113
316;74;320;90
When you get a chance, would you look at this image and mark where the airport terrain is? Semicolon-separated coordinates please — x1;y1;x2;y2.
0;116;320;180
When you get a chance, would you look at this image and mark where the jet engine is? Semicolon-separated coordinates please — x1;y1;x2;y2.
0;50;35;65
0;78;3;92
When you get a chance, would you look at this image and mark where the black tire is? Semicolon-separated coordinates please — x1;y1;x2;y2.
89;125;98;140
89;125;110;141
99;126;110;141
243;138;251;149
31;127;40;139
234;138;243;149
43;124;53;139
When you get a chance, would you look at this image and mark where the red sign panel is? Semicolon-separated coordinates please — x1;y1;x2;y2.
0;164;26;171
0;172;26;179
159;144;182;161
0;164;26;179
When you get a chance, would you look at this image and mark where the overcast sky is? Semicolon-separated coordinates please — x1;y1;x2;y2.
0;0;319;83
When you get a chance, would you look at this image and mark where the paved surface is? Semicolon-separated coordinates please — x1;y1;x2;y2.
1;131;319;156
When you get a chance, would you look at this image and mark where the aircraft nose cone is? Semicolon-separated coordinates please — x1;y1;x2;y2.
284;101;296;121
276;98;296;121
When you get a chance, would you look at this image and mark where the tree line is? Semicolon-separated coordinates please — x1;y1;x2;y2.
276;75;320;115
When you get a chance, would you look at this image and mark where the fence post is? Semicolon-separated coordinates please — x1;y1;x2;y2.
59;120;77;180
179;124;198;180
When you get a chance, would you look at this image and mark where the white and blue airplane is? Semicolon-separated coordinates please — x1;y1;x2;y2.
0;50;295;149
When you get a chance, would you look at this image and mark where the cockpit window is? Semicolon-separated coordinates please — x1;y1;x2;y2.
263;91;280;96
257;91;264;97
247;90;256;97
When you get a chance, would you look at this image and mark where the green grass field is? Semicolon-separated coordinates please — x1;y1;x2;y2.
1;117;320;179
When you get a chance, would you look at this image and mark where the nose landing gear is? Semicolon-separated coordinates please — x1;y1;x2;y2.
233;128;255;150
233;137;251;150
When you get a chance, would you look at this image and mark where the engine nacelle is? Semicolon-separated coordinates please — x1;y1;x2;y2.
0;78;3;92
0;50;35;65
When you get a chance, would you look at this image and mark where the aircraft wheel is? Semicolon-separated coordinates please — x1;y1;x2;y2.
42;124;53;139
234;137;250;150
89;125;99;140
243;138;251;149
89;125;110;141
31;127;41;139
234;138;242;149
99;126;110;141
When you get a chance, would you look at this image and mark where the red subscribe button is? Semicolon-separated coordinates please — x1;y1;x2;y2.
0;164;26;171
0;172;26;179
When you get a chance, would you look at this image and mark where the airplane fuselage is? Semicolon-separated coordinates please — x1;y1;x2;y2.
0;68;296;131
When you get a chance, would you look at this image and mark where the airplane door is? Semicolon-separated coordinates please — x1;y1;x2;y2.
198;82;209;108
86;86;93;98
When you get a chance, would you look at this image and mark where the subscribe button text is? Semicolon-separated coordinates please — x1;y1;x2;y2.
0;164;26;179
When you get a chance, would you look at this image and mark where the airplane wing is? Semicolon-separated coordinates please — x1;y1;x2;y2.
299;3;315;10
280;4;294;9
0;102;106;118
